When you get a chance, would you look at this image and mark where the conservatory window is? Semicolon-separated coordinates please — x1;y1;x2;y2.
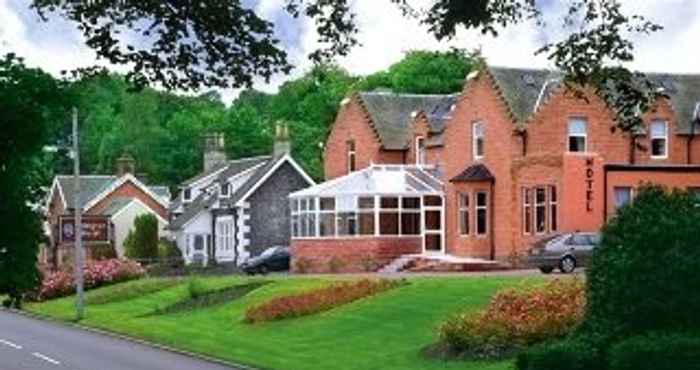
379;197;400;235
358;197;375;235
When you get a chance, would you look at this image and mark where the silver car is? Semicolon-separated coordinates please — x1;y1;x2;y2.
527;232;601;274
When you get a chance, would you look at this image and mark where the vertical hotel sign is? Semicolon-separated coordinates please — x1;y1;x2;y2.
585;158;595;212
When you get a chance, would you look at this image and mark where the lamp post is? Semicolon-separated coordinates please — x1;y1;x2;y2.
72;107;85;320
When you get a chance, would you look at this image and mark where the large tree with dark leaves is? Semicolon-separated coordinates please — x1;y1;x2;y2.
0;54;68;307
32;0;664;133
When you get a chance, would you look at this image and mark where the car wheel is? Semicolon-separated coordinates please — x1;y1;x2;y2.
559;256;577;274
539;266;554;274
259;265;269;275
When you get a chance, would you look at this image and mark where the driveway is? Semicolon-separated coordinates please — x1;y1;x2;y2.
0;310;243;370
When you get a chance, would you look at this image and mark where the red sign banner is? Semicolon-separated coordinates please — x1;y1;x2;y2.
59;216;111;243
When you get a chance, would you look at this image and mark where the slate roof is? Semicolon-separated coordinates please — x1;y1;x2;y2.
54;175;169;211
170;155;294;230
488;66;700;133
358;92;458;150
100;197;134;216
450;164;495;183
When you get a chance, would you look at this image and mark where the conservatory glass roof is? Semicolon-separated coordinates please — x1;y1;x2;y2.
290;164;443;198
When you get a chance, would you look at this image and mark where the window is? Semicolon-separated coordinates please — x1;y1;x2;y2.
379;197;400;235
523;188;532;235
401;197;421;235
183;188;192;202
319;197;336;237
650;120;668;158
568;118;587;153
415;136;426;165
347;140;356;172
220;183;230;198
549;186;558;232
473;122;484;160
614;187;633;209
535;187;547;233
459;193;470;236
475;191;488;236
216;218;234;252
358;197;375;235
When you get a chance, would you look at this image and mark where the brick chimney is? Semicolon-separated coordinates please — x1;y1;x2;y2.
203;132;227;172
115;152;136;176
273;121;291;157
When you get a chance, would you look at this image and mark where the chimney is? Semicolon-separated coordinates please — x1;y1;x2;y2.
273;121;291;157
116;152;136;176
203;132;227;172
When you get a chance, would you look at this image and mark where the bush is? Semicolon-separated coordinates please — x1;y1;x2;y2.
585;185;700;339
245;279;403;323
516;336;603;370
294;257;313;273
187;278;207;300
328;256;345;273
124;214;159;260
31;259;145;301
439;279;585;359
608;332;700;370
90;243;117;260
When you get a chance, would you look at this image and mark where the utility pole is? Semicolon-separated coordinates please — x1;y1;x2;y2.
72;107;85;320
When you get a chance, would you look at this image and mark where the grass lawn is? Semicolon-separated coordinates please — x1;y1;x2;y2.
26;275;544;370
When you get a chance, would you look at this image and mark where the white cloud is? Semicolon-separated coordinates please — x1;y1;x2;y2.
1;0;698;103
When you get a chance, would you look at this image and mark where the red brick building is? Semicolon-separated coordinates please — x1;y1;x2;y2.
290;67;700;273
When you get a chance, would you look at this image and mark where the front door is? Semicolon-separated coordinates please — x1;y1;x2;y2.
423;195;444;254
215;216;235;262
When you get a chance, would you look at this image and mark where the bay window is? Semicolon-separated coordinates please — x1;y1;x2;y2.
535;187;546;233
523;188;532;234
549;186;558;232
459;193;470;236
476;191;488;236
650;120;668;158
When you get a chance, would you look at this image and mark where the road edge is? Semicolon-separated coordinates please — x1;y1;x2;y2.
1;307;261;370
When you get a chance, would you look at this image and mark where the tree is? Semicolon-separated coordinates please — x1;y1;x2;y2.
0;54;67;307
124;214;159;260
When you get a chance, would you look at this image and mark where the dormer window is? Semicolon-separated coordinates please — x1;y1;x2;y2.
650;120;668;158
220;183;230;198
415;136;426;165
568;118;588;153
347;140;356;173
473;122;484;160
183;188;192;202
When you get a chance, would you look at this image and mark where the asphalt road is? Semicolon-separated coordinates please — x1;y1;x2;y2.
0;310;242;370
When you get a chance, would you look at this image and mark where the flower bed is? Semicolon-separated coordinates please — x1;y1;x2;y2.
245;279;403;323
436;279;585;359
32;259;145;301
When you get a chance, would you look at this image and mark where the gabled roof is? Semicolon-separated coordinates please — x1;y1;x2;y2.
487;66;700;133
214;156;271;184
100;197;134;216
148;186;171;202
51;174;169;212
170;154;314;230
357;92;458;150
450;164;495;183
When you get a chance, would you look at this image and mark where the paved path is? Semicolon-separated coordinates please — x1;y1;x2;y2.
0;310;242;370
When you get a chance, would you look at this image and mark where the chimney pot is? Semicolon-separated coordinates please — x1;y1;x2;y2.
203;132;227;172
116;152;136;176
273;121;291;157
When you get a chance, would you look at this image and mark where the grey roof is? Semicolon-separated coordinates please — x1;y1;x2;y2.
148;186;171;201
100;197;134;216
358;92;458;150
450;164;495;183
56;175;116;210
168;192;217;229
215;156;271;184
488;67;561;123
488;67;700;133
224;156;282;207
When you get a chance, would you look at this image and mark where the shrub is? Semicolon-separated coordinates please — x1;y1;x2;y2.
608;332;700;370
328;256;345;273
245;279;403;323
359;254;378;272
31;259;145;301
90;243;117;260
516;336;603;370
124;214;159;260
439;279;585;359
187;278;207;299
85;278;181;305
585;185;700;339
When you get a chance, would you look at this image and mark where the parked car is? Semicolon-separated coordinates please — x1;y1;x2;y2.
527;232;601;274
241;246;290;275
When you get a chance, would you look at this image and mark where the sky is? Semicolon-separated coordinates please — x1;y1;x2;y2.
1;0;699;103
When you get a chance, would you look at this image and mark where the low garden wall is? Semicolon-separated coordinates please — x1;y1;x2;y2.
290;237;422;273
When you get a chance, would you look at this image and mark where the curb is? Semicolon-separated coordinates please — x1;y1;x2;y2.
2;308;260;370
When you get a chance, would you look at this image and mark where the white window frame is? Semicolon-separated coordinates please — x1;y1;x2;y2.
183;187;192;202
522;188;533;235
568;118;588;153
650;120;668;159
415;136;426;165
535;187;547;234
219;183;230;198
347;140;357;173
475;191;488;237
473;122;485;160
458;193;470;236
614;186;634;209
